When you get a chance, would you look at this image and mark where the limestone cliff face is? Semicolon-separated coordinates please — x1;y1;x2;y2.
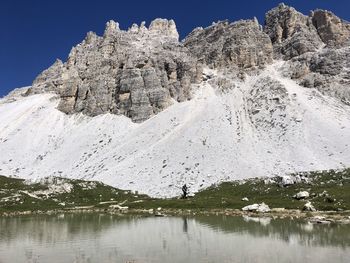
184;19;273;69
3;4;350;196
29;19;201;122
28;4;350;122
263;4;350;104
312;9;350;47
264;4;350;60
264;3;323;59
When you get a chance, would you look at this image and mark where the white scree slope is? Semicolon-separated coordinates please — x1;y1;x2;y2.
0;62;350;197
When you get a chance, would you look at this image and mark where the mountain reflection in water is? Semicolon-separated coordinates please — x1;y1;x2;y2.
0;214;349;263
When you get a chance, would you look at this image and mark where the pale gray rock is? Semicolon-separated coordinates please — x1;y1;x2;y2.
109;204;129;211
264;3;323;59
149;18;179;40
264;4;350;60
242;203;271;213
26;4;350;122
242;203;259;211
264;4;350;105
28;19;201;122
312;9;350;46
294;191;310;200
184;19;273;69
29;59;64;94
309;216;333;224
278;174;310;187
282;46;350;104
303;201;316;212
247;77;291;133
280;175;297;187
0;86;31;104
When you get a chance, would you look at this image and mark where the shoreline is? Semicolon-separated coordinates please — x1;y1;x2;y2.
1;170;349;223
1;207;350;224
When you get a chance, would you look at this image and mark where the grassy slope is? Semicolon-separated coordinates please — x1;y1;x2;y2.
0;168;349;213
0;176;147;213
129;169;350;211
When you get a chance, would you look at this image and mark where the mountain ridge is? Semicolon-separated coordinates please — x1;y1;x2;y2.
23;3;350;122
1;3;350;197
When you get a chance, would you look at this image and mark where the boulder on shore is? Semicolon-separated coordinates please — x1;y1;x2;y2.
242;203;271;213
293;191;310;200
303;201;316;212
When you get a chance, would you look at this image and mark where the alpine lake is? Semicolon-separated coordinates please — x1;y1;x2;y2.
0;213;349;263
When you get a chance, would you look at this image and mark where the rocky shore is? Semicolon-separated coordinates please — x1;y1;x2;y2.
1;207;350;225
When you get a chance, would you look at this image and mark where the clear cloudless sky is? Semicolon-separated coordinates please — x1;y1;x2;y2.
1;0;350;97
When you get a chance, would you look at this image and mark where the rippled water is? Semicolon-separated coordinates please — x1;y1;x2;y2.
0;214;349;263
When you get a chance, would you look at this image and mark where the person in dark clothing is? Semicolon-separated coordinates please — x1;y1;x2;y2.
181;184;189;199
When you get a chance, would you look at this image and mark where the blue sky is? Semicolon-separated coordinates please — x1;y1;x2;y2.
1;0;349;97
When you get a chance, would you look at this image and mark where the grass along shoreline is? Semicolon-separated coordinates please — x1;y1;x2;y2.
1;168;350;222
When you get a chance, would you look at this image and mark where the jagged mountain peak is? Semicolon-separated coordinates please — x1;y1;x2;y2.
104;20;120;36
102;18;179;41
1;4;350;197
265;3;350;51
28;17;200;122
184;17;272;69
25;4;350;123
311;9;350;46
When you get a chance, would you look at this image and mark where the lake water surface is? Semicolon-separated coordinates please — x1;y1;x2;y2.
0;213;349;263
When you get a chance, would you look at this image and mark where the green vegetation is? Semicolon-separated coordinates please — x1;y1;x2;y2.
0;176;147;213
0;168;349;214
128;169;350;211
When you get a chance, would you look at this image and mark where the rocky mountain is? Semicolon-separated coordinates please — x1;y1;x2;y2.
1;3;350;197
264;4;350;104
28;19;201;122
183;18;273;69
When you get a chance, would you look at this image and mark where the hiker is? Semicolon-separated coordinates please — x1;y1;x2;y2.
181;184;189;199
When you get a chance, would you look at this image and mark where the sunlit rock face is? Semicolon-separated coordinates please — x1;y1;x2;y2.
2;4;350;197
264;4;350;104
28;4;350;122
29;19;201;122
184;18;273;69
311;9;350;47
264;3;323;60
